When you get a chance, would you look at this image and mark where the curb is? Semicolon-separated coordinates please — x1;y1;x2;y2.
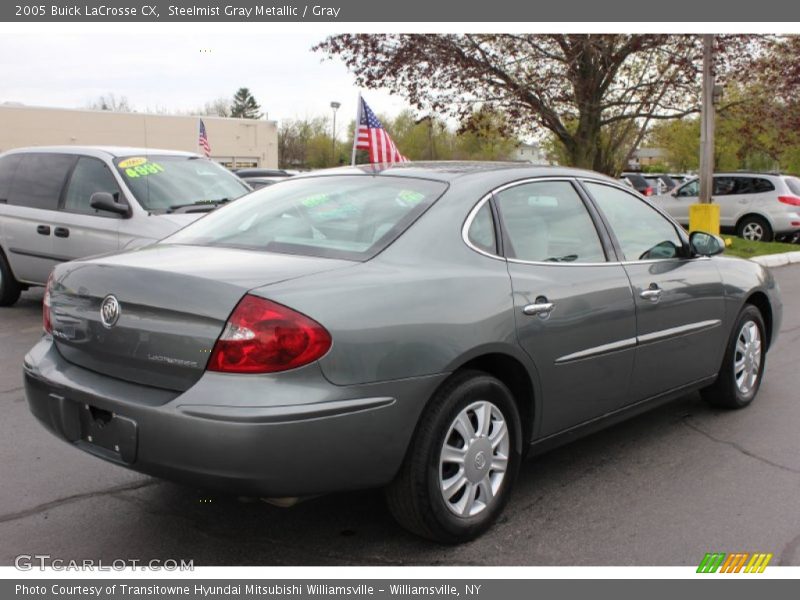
749;251;800;268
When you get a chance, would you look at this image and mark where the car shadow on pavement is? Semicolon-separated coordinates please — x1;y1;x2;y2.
98;391;716;566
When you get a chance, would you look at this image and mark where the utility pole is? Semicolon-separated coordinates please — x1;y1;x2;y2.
699;34;715;205
330;101;341;166
690;34;721;234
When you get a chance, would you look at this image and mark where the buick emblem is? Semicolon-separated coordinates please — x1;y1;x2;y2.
100;295;121;328
474;451;486;471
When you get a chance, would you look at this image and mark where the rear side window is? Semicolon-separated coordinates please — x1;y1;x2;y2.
8;153;76;210
0;154;22;202
466;202;497;254
785;177;800;196
494;180;606;263
714;177;775;195
63;157;122;216
167;175;447;261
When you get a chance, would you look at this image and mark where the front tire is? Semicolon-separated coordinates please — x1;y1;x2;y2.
702;305;766;409
0;251;22;307
386;370;522;543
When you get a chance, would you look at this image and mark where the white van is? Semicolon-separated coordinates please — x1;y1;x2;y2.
0;146;251;305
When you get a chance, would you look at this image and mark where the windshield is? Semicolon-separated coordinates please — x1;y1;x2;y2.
165;175;448;261
115;155;250;212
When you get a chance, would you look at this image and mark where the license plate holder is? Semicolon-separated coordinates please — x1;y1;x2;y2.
77;403;138;464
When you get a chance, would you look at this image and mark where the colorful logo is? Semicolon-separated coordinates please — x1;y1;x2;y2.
697;552;773;573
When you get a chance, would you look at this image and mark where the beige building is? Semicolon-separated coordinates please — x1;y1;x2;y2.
0;104;278;169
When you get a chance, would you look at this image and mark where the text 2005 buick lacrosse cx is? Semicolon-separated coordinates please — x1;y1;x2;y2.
25;163;781;543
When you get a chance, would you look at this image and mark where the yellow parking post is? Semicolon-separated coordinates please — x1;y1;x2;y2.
689;203;720;235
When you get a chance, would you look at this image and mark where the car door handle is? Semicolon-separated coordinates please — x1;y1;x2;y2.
523;298;555;318
36;225;51;235
54;227;70;238
640;285;662;302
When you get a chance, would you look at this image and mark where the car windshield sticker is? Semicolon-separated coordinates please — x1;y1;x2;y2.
398;190;425;206
117;157;148;169
119;159;166;179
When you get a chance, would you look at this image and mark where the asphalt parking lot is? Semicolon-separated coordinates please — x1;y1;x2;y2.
1;267;799;567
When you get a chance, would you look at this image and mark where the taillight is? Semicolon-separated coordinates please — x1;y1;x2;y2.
778;195;800;207
207;294;332;374
43;273;53;334
644;187;654;196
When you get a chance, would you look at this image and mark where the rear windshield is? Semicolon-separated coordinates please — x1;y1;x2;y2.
115;155;250;212
785;177;800;196
165;175;448;261
625;174;648;186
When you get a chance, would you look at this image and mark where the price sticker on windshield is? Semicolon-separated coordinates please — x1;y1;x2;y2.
119;157;166;179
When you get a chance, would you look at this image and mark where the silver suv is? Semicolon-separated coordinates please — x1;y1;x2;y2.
655;172;800;242
0;146;251;305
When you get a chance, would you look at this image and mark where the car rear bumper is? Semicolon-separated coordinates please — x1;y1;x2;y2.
24;337;446;497
768;211;800;235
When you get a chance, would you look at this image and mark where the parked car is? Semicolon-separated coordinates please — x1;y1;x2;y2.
0;146;251;306
234;168;293;179
244;176;290;190
655;173;800;242
669;173;693;185
620;172;654;196
24;163;781;543
643;173;677;194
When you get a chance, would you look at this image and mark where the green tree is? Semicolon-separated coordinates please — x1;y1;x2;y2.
316;34;760;174
452;107;518;160
230;87;262;119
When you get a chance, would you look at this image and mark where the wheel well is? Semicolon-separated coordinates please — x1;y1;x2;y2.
746;292;773;349
736;213;771;232
456;353;535;445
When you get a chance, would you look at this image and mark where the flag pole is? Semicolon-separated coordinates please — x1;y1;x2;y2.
351;92;362;166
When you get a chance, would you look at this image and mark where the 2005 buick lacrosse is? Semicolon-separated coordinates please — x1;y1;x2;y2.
24;162;781;543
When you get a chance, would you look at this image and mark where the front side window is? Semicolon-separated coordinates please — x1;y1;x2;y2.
493;180;606;263
585;182;684;261
63;157;122;215
676;179;699;197
167;175;447;261
115;155;250;212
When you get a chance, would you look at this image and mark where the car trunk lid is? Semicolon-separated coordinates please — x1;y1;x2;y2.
49;244;351;392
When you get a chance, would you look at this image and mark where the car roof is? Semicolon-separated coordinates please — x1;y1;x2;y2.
298;161;620;185
1;146;201;159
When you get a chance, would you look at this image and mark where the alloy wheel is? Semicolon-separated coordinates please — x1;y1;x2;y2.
741;222;764;241
734;320;762;395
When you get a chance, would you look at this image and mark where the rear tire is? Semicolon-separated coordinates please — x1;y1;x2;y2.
737;216;773;242
0;251;22;307
702;305;766;409
385;370;522;543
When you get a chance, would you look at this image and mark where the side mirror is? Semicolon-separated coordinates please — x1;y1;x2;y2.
671;190;678;198
90;192;130;217
689;231;725;257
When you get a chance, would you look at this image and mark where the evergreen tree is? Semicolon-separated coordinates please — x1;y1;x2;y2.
230;87;262;119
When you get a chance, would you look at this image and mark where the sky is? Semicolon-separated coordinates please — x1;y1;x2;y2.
0;31;408;136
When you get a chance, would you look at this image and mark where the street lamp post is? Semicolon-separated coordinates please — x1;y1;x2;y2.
330;101;341;166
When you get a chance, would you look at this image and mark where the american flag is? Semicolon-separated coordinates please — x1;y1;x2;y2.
198;119;211;157
355;97;408;164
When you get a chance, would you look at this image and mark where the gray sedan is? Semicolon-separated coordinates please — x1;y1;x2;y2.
24;163;781;543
